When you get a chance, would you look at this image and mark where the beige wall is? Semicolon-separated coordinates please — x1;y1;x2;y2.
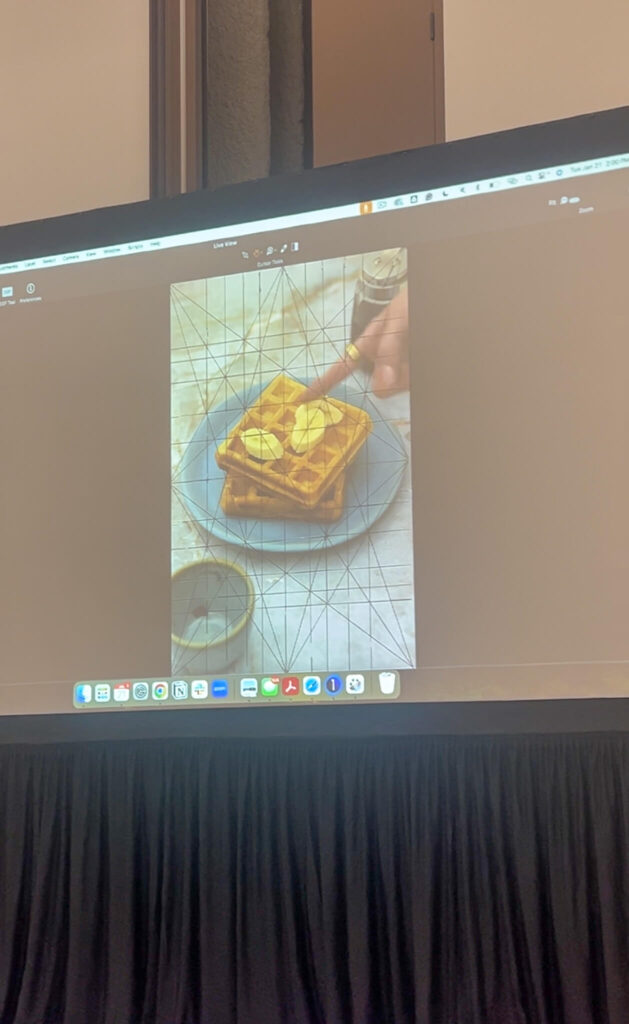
444;0;629;139
0;0;150;227
4;0;626;225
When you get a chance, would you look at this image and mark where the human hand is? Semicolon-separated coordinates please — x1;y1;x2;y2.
302;289;409;401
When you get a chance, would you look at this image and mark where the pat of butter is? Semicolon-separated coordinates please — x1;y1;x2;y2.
241;428;283;460
296;399;342;428
291;406;326;453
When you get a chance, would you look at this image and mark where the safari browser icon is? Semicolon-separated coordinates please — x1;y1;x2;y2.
303;675;321;696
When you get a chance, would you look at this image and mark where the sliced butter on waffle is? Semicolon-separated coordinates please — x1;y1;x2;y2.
220;471;345;522
299;398;343;427
215;373;372;509
240;427;283;460
290;406;326;454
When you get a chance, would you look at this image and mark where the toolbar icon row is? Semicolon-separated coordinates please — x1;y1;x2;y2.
75;672;398;706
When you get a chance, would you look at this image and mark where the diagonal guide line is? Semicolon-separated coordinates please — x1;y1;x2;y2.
171;251;416;672
171;284;244;343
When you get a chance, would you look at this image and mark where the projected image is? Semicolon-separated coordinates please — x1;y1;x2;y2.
170;249;415;678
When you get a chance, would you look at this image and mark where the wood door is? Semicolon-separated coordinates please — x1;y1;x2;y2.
311;0;444;167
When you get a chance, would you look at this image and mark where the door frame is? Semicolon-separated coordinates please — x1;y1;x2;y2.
149;0;182;198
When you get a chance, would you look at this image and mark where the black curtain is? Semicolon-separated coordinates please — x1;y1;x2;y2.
1;733;628;1024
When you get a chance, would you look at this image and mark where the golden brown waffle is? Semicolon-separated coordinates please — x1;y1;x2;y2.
215;374;371;508
220;472;345;522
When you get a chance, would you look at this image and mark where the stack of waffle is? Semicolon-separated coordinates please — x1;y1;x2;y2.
215;373;372;522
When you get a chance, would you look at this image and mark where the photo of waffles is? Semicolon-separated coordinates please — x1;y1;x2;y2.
215;373;372;510
171;249;416;675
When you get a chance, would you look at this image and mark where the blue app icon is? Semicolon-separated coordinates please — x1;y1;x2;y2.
324;674;343;696
303;675;321;695
211;679;229;698
75;684;92;704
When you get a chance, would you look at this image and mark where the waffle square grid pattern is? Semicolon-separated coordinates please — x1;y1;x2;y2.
220;472;346;522
215;373;372;511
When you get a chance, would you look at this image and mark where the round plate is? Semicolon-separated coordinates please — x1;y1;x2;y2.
175;381;408;553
